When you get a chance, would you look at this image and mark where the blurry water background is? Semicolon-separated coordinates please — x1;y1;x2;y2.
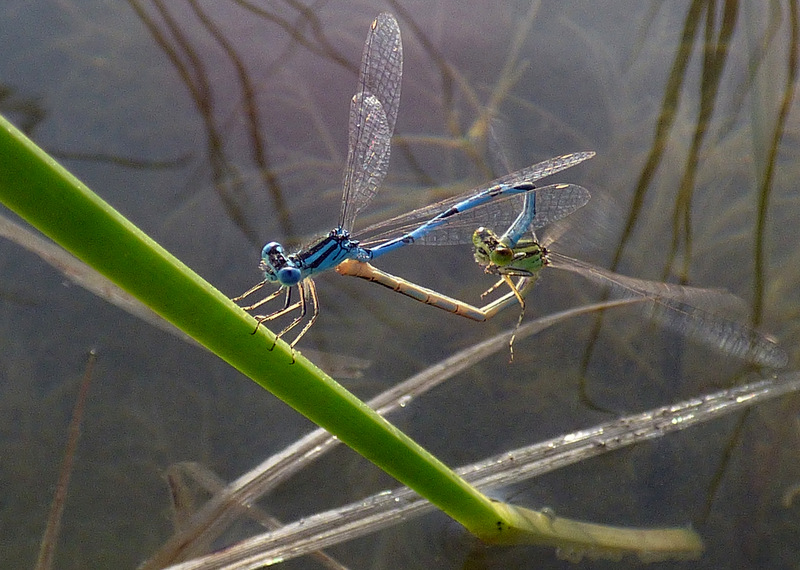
1;1;799;568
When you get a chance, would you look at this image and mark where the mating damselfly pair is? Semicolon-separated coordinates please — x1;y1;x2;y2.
235;13;786;369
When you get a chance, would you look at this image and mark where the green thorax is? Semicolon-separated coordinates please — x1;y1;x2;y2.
472;227;548;276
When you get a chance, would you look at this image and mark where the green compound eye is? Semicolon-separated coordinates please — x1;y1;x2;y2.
490;245;515;266
472;227;497;260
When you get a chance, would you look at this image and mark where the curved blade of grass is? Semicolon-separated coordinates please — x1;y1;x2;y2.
0;114;699;558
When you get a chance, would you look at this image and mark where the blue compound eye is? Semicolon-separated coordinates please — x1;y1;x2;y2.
260;242;297;283
262;241;283;259
277;266;302;286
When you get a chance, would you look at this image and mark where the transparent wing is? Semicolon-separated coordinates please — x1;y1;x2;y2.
359;13;403;137
546;252;788;368
358;151;594;242
340;13;403;232
361;183;590;246
340;93;392;231
414;183;590;246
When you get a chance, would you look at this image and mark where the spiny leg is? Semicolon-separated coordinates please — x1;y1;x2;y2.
479;275;536;319
480;266;532;300
231;279;268;303
242;286;285;315
232;281;289;335
501;274;527;361
284;279;320;355
240;280;320;358
252;287;295;334
502;274;527;317
480;276;508;299
256;285;305;350
233;279;288;333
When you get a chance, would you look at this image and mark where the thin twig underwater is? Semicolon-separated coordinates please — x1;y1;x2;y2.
35;351;97;570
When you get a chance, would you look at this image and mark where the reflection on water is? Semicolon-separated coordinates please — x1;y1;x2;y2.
0;1;799;568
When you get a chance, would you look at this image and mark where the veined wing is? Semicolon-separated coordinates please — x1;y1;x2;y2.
546;251;788;368
358;151;594;243
359;13;403;136
340;93;392;232
340;13;403;232
362;183;588;247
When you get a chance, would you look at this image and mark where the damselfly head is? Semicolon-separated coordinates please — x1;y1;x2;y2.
472;227;500;265
260;242;302;286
